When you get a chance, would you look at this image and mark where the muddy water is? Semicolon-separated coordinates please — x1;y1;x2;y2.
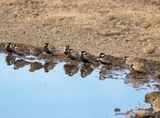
0;53;158;118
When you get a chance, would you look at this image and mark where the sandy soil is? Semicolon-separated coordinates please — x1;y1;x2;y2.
0;0;160;60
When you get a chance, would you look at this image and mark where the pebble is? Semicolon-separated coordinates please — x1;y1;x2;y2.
145;91;160;103
143;44;156;54
132;62;146;73
135;109;151;118
152;98;160;112
125;57;146;73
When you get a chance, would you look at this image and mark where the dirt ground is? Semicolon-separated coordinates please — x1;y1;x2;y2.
1;0;160;60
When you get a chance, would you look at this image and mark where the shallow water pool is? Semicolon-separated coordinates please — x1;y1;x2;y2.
0;53;156;118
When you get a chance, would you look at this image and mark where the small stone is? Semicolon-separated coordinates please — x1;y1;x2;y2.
135;109;151;118
125;56;137;65
132;62;146;73
145;91;160;103
125;57;146;72
152;98;160;112
143;44;156;54
100;29;121;36
141;22;151;29
108;15;117;21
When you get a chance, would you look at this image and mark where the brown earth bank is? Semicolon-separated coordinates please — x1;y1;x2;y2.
1;0;160;59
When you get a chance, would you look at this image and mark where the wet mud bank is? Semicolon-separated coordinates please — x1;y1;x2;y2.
1;42;160;75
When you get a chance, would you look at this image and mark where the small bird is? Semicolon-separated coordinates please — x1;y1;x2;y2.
14;59;30;70
13;45;25;56
29;62;43;72
81;51;96;63
43;43;57;55
5;42;15;53
67;49;80;60
64;62;79;76
80;63;94;77
64;45;70;55
28;46;41;56
64;45;79;60
36;43;57;59
99;53;112;65
44;61;57;72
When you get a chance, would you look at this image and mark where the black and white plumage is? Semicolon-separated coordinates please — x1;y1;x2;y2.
67;49;79;60
64;45;80;60
43;43;57;54
81;51;96;63
13;45;25;56
99;53;111;65
64;45;70;55
5;43;16;53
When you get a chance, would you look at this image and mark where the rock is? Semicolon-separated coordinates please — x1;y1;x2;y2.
152;98;160;112
141;22;151;29
100;29;121;36
125;57;146;73
145;91;160;103
132;62;146;73
143;44;156;54
125;57;141;65
135;109;151;118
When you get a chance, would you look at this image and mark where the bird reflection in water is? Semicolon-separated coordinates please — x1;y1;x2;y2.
14;59;30;70
5;54;16;65
29;62;43;72
63;62;79;76
99;65;112;80
3;45;131;81
80;63;94;78
44;61;57;73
